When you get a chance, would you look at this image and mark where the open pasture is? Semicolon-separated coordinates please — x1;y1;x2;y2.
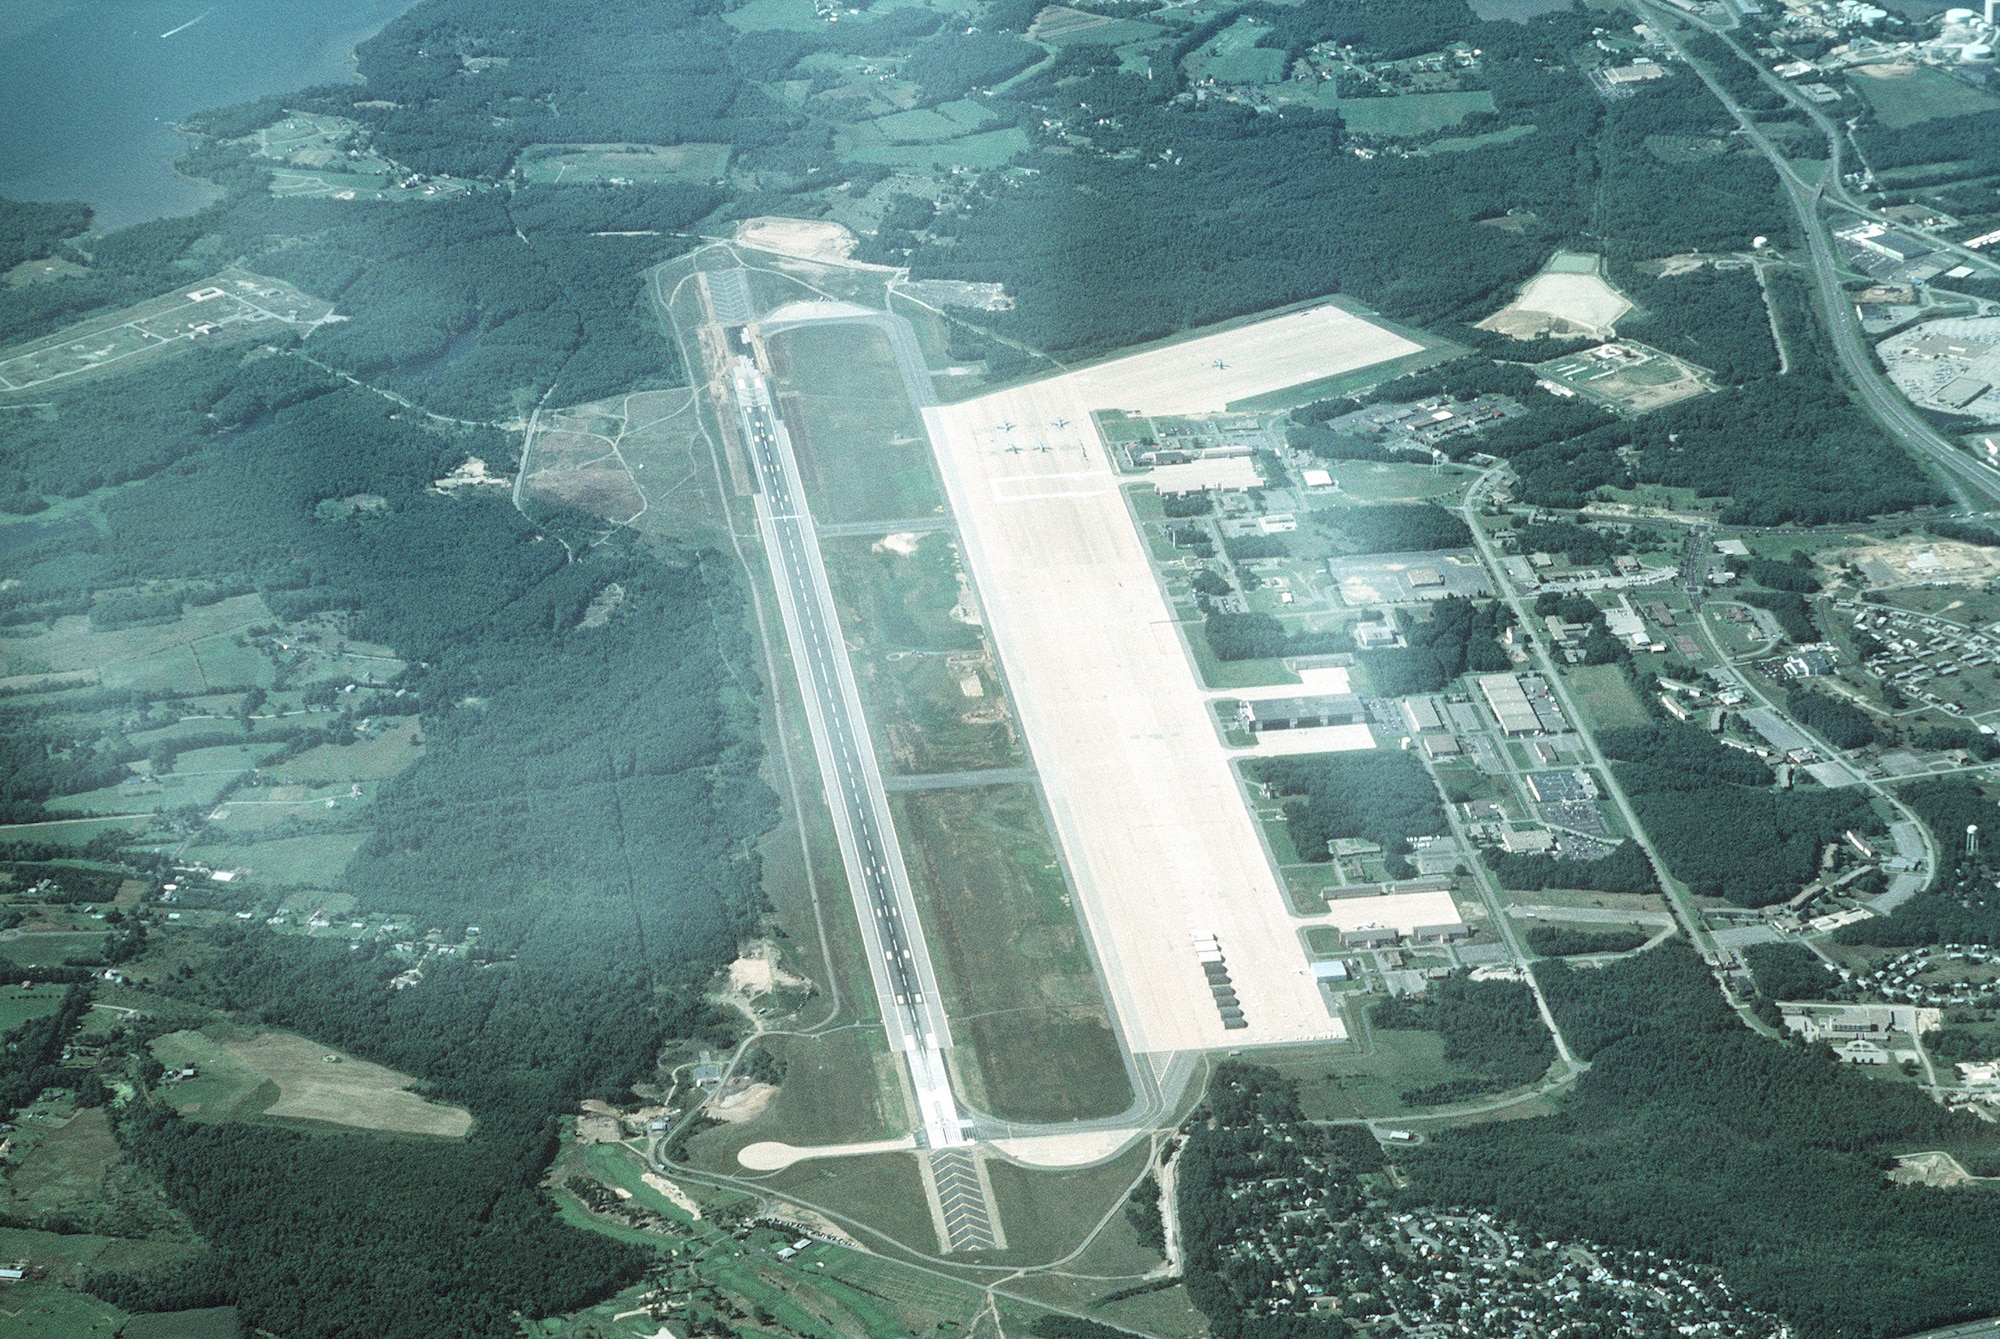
181;833;368;886
518;141;734;184
1338;91;1497;137
838;127;1031;171
0;982;69;1030
1031;5;1165;46
152;1027;473;1136
1849;64;2000;130
9;593;271;678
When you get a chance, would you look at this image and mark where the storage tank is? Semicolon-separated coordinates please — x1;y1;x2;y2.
1963;41;1995;60
1945;6;1976;18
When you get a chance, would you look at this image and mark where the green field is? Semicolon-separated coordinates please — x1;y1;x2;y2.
839;127;1030;170
1187;18;1286;84
0;931;107;966
517;142;734;184
1564;662;1653;729
766;321;945;525
1338;91;1497;137
0;982;70;1029
893;784;1130;1122
1417;123;1539;155
822;532;1026;775
869;100;997;143
180;833;368;886
1263;1026;1509;1119
0;815;152;846
150;1030;281;1122
1850;66;2000;131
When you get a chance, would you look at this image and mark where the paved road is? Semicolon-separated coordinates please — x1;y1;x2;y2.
729;358;968;1150
1640;1;2000;510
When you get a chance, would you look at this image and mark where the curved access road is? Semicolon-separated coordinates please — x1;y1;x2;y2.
1638;0;2000;511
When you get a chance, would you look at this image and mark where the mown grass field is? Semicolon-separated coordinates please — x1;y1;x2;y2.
150;1026;473;1136
766;322;944;526
1338;91;1497;137
0;982;70;1029
180;831;369;886
1849;65;2000;130
894;783;1130;1122
1564;662;1653;729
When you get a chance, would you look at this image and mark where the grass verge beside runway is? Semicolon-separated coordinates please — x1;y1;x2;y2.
766;321;946;526
892;784;1131;1123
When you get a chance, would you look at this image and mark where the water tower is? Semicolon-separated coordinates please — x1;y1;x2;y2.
1969;823;1980;857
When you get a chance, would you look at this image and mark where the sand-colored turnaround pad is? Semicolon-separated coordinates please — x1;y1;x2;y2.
921;303;1415;1056
738;1136;919;1170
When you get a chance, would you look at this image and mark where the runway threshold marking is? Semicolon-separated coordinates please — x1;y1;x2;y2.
927;1147;1000;1253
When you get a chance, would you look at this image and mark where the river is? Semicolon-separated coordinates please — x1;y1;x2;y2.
0;0;418;230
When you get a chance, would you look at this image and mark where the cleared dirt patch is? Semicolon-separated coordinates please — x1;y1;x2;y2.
1888;1150;1999;1187
1830;537;2000;589
1480;268;1633;340
735;216;860;262
709;1081;779;1123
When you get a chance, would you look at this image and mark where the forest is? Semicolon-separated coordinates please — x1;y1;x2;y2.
1785;685;1875;751
1411;944;2000;1338
1252;750;1444;873
1482;838;1658;898
1371;973;1554;1104
1839;779;2000;947
1523;925;1650;957
1358;596;1512;695
1598;723;1875;905
0;323;775;1334
1317;503;1469;555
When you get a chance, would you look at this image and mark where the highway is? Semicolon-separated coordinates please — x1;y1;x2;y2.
1640;0;2000;511
728;357;968;1150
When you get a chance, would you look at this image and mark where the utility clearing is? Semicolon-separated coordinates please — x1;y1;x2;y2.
1479;252;1633;340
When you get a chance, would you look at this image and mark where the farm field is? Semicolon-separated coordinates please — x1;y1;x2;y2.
240;111;474;203
1031;5;1165;47
1848;64;2000;130
177;835;372;887
0;931;107;966
765;319;945;525
838;126;1032;171
0;1224;201;1338
150;1026;474;1136
1186;18;1287;84
1338;91;1498;137
892;783;1130;1122
0;592;276;687
517;142;734;184
0;982;69;1029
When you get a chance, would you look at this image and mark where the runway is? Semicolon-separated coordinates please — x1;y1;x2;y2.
728;356;968;1150
918;302;1420;1057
